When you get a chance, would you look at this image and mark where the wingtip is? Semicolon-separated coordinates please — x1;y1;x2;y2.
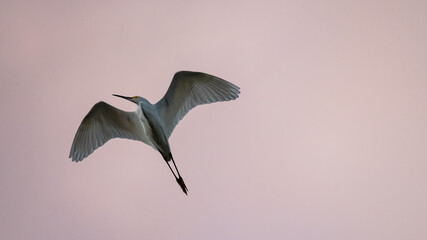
69;153;83;162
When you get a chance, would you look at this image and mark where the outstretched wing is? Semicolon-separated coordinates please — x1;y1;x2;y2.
69;101;151;162
155;71;240;138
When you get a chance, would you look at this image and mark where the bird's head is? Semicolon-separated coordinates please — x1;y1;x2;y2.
112;94;144;105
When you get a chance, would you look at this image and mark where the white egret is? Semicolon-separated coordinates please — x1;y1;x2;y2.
69;71;240;194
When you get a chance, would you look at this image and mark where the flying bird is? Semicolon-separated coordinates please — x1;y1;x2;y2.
69;71;240;194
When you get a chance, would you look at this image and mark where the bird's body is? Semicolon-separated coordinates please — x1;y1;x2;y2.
136;97;170;156
69;71;240;194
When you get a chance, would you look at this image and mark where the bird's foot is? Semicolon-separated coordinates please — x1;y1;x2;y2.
176;177;188;195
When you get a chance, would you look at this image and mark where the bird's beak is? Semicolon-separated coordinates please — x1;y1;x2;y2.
112;94;132;100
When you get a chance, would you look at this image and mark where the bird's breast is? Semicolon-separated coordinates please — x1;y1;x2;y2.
136;108;154;141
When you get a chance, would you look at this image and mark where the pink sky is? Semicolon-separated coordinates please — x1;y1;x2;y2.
0;1;426;239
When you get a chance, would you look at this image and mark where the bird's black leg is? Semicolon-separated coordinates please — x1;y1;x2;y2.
161;152;188;194
169;153;188;194
165;160;178;179
169;153;182;177
160;151;177;178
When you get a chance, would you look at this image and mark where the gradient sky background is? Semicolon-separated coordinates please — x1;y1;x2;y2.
0;1;426;239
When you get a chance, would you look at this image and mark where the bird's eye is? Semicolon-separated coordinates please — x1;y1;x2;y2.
132;96;137;99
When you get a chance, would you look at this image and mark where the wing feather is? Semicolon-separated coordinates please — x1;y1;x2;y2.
69;101;151;162
155;71;240;138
